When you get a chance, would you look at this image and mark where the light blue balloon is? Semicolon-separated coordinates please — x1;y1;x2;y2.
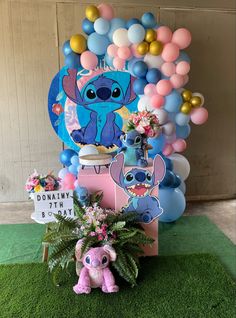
179;180;186;194
141;12;156;28
175;51;191;64
107;18;126;41
58;167;69;179
68;164;78;176
94;18;110;35
62;40;72;56
87;33;110;55
70;155;80;166
105;53;114;67
175;113;190;126
127;24;145;44
176;124;191;139
148;135;165;158
158;188;186;223
164;90;182;113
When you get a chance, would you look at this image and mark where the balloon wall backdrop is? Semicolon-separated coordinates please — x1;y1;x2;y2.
48;3;208;223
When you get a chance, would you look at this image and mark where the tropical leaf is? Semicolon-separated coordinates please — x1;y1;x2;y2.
90;190;103;205
111;221;126;231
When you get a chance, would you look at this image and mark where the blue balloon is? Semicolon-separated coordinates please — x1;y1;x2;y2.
148;135;165;157
175;51;191;64
68;164;78;176
175;113;190;126
173;175;181;188
179;180;186;194
146;68;162;84
176;124;191;139
58;167;69;179
133;78;148;95
82;18;95;35
141;12;157;28
87;33;110;55
107;18;126;41
158;188;186;223
62;40;72;56
132;61;148;78
164;90;182;113
128;58;142;76
70;155;80;166
59;149;78;167
94;18;110;35
126;18;141;28
65;52;81;69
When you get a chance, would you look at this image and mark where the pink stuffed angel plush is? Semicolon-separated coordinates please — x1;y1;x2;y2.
73;239;119;294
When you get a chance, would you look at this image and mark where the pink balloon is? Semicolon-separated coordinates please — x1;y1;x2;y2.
117;46;132;60
190;107;208;125
172;139;187;152
161;43;180;62
98;3;114;20
170;74;184;89
163;144;173;156
80;51;98;70
172;28;192;49
151;94;165;109
183;74;189;85
156;79;173;96
131;44;142;58
113;57;125;69
144;83;157;97
176;61;190;75
161;62;176;77
107;44;118;57
156;26;173;44
64;173;76;184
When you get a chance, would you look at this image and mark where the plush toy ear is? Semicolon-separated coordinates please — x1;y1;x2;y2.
103;245;117;262
109;153;125;188
75;239;84;261
62;69;82;104
152;154;166;185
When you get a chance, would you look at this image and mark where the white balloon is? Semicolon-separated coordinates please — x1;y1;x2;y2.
113;28;131;47
144;53;164;69
152;108;168;125
162;121;176;136
138;95;152;111
79;145;99;157
168;153;190;181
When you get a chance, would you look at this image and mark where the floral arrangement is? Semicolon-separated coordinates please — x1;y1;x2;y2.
44;194;154;286
127;110;161;138
25;170;61;194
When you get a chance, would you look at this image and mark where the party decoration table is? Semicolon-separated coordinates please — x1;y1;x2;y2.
80;153;112;174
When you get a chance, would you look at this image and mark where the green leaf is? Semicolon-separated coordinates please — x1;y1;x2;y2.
111;221;126;231
90;191;103;205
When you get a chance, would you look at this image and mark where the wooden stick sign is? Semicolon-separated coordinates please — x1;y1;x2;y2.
31;190;75;224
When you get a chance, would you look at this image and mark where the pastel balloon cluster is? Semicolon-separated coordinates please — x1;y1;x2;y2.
58;149;80;190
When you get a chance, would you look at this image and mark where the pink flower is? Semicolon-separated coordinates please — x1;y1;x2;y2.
136;125;145;134
89;231;97;237
98;234;103;241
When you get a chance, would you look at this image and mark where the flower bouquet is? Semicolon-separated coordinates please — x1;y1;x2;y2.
25;170;61;196
44;194;154;287
127;110;161;138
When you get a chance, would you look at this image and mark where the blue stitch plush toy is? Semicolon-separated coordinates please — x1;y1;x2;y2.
110;153;166;223
119;130;148;167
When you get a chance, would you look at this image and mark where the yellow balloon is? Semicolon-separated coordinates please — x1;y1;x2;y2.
182;90;192;102
145;29;156;43
70;34;87;54
85;5;100;22
137;42;149;55
149;40;163;56
190;96;202;107
181;102;192;114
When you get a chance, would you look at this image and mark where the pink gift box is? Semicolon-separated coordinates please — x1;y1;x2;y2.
78;160;159;256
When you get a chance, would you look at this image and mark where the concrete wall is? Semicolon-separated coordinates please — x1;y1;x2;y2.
0;0;235;202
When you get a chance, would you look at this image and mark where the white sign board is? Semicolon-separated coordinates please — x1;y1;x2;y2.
31;190;75;224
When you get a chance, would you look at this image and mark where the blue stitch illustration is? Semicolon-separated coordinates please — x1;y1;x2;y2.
62;69;136;148
119;130;148;167
110;153;166;223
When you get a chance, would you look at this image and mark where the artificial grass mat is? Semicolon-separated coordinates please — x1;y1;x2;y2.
0;254;235;318
0;216;235;279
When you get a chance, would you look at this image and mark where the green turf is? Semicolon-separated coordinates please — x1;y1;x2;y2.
0;216;235;279
0;254;235;318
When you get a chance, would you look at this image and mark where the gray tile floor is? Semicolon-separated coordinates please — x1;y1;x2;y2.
0;199;235;244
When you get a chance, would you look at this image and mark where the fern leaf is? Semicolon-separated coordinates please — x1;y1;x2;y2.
80;236;98;255
111;221;126;231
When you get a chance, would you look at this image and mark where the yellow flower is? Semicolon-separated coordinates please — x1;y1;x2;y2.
34;185;44;192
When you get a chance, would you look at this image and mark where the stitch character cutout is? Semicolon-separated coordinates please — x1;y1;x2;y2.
110;153;166;224
62;69;136;149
